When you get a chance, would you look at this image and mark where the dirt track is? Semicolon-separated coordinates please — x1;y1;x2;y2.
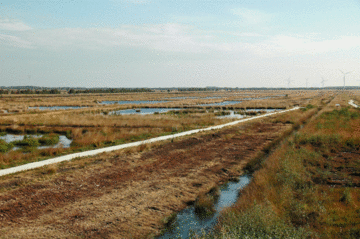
0;118;291;238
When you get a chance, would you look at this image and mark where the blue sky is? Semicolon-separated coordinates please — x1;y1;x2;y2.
1;0;360;88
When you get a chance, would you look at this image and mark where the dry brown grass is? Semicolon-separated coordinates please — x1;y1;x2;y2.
0;91;331;168
0;90;327;113
0;114;294;238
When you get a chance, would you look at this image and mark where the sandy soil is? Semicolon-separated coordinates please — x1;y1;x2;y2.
0;119;291;238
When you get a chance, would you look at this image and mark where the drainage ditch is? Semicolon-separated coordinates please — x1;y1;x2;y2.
157;175;251;239
156;107;320;239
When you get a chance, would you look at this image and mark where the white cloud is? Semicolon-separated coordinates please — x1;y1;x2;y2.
2;24;217;53
0;34;33;48
231;8;272;25
263;35;360;55
237;32;264;37
0;19;32;31
2;20;360;61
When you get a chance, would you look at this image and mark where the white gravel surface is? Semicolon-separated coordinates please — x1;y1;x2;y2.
0;107;299;177
349;100;359;108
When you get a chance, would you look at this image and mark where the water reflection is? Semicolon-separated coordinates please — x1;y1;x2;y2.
108;108;181;115
197;101;242;106
216;109;282;118
165;97;199;99
158;175;251;239
0;134;72;151
100;100;169;105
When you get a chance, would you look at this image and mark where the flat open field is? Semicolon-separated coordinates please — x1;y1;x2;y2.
0;90;324;169
0;90;357;238
0;116;292;238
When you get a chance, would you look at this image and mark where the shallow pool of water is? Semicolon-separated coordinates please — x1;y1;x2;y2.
109;108;181;115
216;109;282;118
158;175;251;239
165;97;199;100
216;111;246;119
39;136;72;149
197;101;242;106
239;97;273;100
201;96;224;99
246;108;281;112
29;106;86;110
0;134;42;143
0;134;72;150
100;100;169;105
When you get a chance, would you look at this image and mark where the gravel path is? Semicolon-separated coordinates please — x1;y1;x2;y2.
0;107;299;177
349;100;359;108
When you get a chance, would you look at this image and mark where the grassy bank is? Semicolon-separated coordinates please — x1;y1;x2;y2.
202;97;360;238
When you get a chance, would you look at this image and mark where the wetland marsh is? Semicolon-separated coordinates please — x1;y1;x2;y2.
0;90;358;238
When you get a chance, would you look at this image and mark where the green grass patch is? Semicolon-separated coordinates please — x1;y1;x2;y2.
200;202;314;239
13;136;40;147
301;104;316;112
38;134;60;146
0;139;14;153
294;133;342;149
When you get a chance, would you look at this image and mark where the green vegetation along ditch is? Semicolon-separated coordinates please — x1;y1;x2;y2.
0;134;60;153
199;105;360;238
156;106;319;238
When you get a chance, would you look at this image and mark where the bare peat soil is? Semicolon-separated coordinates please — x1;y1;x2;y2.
0;119;290;238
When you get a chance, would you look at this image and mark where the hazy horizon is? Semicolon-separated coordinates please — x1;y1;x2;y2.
1;0;360;88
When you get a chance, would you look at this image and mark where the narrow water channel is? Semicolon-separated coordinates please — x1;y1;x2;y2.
157;175;251;239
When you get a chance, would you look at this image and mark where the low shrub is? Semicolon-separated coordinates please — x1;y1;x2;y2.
194;194;216;216
215;111;231;116
321;107;360;121
25;129;37;134
13;137;40;147
162;213;177;227
246;111;258;116
38;134;60;145
6;128;24;134
294;133;342;150
340;188;353;205
301;104;316;112
0;139;14;153
194;186;220;217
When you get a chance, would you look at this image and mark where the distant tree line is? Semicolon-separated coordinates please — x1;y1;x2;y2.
68;88;153;94
0;89;60;94
0;89;9;94
178;88;209;91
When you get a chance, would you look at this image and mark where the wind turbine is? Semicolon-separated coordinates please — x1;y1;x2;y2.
286;77;292;88
339;70;352;89
321;77;327;88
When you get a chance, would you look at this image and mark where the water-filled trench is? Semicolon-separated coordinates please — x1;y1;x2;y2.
157;175;251;239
